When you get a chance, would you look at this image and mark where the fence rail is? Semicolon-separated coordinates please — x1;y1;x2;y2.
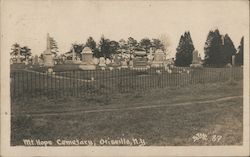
10;67;243;100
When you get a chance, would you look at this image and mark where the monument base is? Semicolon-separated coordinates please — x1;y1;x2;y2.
151;62;164;68
121;65;128;68
99;64;106;67
79;64;96;70
190;64;203;68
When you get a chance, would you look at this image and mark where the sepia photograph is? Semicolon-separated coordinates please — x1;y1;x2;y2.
1;0;249;156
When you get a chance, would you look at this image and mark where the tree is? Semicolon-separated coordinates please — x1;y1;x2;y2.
10;43;32;62
99;35;112;58
65;43;84;60
174;31;195;67
49;37;59;57
152;39;165;51
203;29;223;67
10;43;21;57
109;40;120;55
85;37;100;58
235;36;244;66
127;37;137;52
159;34;171;57
20;46;32;61
139;38;152;53
221;34;236;65
72;43;84;58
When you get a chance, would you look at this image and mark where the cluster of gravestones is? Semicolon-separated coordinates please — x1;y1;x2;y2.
32;33;207;73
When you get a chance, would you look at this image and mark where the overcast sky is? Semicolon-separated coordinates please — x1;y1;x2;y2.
2;0;249;58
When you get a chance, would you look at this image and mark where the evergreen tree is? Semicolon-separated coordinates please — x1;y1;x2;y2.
235;36;244;66
49;37;59;57
174;31;195;67
203;29;223;67
10;43;32;62
221;34;236;65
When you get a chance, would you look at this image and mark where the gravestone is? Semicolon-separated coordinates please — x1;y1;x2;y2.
105;58;111;65
99;57;106;67
43;33;54;67
72;46;76;62
121;58;128;68
190;50;202;68
16;47;21;63
33;55;39;65
151;49;165;68
93;57;99;65
132;50;148;70
113;54;121;66
232;55;235;67
79;47;96;70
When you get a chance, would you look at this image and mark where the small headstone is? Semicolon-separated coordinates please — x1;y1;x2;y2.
121;59;128;68
232;55;235;67
47;68;53;73
105;58;111;65
99;57;106;67
93;58;99;65
113;54;121;66
33;55;39;65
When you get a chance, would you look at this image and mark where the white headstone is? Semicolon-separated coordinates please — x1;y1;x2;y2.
105;58;111;65
99;57;106;67
93;58;99;65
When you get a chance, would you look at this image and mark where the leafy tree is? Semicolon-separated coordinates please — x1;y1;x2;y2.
203;29;223;67
127;37;137;52
221;34;236;65
119;39;127;49
109;40;120;54
64;43;84;60
139;38;152;53
174;31;195;67
152;39;165;51
85;37;100;58
235;36;244;66
159;34;171;56
99;35;112;58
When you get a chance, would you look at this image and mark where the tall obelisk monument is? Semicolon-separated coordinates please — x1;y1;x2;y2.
43;33;54;67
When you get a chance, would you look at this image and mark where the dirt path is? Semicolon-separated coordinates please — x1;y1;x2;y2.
12;95;242;117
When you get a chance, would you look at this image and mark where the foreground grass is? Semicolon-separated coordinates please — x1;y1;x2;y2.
11;80;243;146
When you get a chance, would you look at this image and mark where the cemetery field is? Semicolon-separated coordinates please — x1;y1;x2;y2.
11;80;243;146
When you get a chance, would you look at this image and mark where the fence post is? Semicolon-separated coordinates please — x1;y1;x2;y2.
73;70;75;96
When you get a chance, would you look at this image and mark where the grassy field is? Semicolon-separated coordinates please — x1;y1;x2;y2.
11;80;243;146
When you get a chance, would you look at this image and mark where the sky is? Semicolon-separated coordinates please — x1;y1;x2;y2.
1;0;249;59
